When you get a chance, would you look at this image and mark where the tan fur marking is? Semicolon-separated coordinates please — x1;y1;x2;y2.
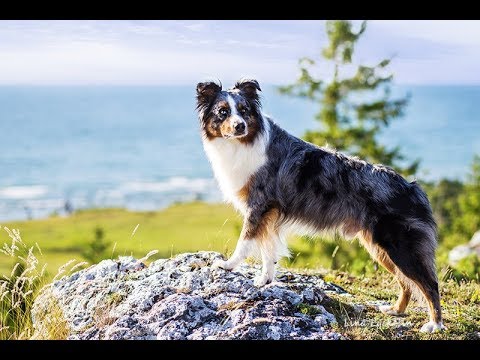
342;218;362;238
204;115;222;139
203;101;230;140
257;208;280;241
204;123;221;139
237;177;253;203
410;278;443;323
220;120;235;136
244;208;280;241
217;100;229;109
394;285;412;314
359;230;412;314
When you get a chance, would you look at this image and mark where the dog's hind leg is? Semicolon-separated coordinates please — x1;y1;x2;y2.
371;219;445;333
393;255;444;333
359;231;411;316
384;282;411;316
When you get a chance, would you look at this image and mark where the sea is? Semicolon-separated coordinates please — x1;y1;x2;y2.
0;85;479;221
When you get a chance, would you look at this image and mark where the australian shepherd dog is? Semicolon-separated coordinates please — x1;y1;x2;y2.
196;78;445;332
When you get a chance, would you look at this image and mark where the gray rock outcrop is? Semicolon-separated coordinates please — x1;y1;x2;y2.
32;251;345;340
449;230;480;265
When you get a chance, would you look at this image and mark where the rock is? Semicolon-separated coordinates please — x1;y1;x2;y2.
448;230;480;265
449;245;475;265
469;230;480;248
31;251;345;340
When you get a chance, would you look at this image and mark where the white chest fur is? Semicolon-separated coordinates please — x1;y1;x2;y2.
202;125;269;214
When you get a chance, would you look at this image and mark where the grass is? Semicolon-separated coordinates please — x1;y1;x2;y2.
317;269;480;340
0;201;479;339
0;226;81;339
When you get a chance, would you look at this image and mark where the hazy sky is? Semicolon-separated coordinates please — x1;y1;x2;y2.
1;20;480;85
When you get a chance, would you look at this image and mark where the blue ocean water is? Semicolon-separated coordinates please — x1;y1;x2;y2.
0;85;478;221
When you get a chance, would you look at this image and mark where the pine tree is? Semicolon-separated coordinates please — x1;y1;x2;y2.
280;20;418;177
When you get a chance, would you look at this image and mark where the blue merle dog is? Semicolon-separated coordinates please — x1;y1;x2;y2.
196;78;445;333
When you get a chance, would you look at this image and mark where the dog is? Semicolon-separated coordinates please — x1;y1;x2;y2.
195;78;445;333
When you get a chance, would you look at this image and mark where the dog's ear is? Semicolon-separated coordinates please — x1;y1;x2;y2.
196;81;222;110
234;78;261;101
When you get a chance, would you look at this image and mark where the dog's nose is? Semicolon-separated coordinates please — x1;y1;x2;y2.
235;122;246;133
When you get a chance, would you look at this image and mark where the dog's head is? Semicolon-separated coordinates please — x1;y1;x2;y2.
196;78;263;143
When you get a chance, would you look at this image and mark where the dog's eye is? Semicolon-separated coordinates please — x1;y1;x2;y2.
219;109;228;116
239;108;247;115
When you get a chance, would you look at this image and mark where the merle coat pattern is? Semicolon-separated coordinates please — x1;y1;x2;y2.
196;78;445;333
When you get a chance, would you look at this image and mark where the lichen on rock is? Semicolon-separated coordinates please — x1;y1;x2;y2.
32;251;344;340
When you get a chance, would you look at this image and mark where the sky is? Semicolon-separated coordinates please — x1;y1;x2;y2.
1;20;480;85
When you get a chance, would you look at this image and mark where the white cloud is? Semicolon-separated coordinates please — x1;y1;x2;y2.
372;20;480;47
183;23;206;32
0;38;298;85
357;20;480;84
0;20;479;85
124;24;170;36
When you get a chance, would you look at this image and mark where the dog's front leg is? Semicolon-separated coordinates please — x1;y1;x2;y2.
211;235;256;272
212;208;279;287
253;236;278;287
211;213;259;271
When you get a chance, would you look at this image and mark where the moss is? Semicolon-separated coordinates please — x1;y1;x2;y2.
296;303;322;316
106;291;125;306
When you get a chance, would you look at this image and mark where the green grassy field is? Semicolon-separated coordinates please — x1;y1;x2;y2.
0;202;245;277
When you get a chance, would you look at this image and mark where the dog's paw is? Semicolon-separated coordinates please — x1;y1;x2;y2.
211;260;231;271
379;305;405;317
420;321;446;333
253;274;272;287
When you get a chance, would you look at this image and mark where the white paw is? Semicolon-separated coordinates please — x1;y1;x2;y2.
211;260;231;271
379;305;404;316
420;321;446;333
253;273;272;287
